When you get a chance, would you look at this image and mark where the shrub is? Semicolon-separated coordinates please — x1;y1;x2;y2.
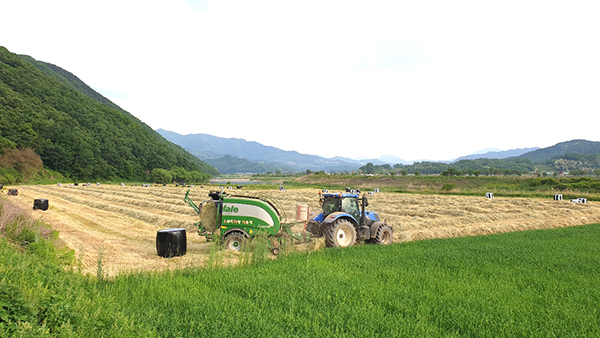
531;177;560;187
0;147;43;181
0;283;35;333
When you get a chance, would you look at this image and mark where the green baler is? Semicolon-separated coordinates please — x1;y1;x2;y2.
185;190;309;254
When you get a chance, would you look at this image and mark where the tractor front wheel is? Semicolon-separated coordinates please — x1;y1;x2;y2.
325;220;357;248
223;232;247;252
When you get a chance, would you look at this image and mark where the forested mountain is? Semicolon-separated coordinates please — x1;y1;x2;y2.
518;140;600;163
0;46;217;182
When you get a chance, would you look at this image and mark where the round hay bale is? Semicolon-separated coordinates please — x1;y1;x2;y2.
156;228;187;258
198;201;218;233
33;199;49;211
7;189;18;196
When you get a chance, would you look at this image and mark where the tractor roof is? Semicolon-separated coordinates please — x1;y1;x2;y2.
321;193;359;198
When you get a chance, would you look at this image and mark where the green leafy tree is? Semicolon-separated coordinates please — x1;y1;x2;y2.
441;168;462;176
151;168;172;184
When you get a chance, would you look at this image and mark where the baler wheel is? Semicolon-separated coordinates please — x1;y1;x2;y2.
325;219;356;248
372;225;393;245
224;232;247;252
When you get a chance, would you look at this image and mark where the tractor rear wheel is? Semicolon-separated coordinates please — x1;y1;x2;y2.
325;220;357;248
372;225;393;245
223;232;247;252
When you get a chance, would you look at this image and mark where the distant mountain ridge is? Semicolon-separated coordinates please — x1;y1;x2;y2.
377;155;410;165
453;147;540;162
157;129;369;173
158;128;600;174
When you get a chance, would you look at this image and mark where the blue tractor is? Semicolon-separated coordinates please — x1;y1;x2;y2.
305;190;393;247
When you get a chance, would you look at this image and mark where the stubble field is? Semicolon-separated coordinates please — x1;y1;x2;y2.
8;184;600;276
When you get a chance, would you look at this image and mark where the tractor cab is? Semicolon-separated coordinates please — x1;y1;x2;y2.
321;193;362;221
312;192;376;229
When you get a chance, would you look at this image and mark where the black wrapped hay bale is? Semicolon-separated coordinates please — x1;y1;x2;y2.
156;228;187;258
7;189;18;196
33;199;49;211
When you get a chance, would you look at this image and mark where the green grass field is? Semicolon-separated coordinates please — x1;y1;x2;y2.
2;216;600;336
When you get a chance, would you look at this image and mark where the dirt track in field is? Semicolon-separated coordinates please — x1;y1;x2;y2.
6;185;600;276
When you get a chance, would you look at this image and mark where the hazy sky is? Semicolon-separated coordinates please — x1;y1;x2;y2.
2;0;599;161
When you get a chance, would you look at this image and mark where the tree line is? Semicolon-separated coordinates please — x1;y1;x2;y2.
359;158;537;176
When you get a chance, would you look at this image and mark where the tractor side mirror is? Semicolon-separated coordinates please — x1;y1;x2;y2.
362;195;369;207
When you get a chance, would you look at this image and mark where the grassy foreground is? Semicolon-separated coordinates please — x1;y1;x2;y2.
1;208;600;336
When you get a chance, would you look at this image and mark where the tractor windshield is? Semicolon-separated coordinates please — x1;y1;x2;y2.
322;196;341;216
341;197;359;217
322;196;360;218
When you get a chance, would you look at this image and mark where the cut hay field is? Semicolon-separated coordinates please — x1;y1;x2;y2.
7;184;600;276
